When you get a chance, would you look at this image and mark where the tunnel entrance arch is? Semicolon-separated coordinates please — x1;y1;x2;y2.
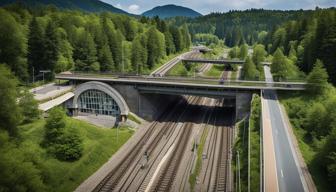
73;81;129;120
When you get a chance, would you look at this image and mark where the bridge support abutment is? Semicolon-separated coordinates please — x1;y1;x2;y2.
112;85;180;121
236;92;252;121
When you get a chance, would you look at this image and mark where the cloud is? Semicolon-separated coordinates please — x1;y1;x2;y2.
128;4;140;14
115;3;122;9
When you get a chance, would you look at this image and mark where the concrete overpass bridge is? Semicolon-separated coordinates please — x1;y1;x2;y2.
181;58;245;64
55;73;305;121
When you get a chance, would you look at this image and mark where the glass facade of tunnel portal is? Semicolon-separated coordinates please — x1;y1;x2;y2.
77;89;120;117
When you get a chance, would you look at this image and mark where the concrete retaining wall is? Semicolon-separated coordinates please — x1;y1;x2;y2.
68;81;252;122
236;92;252;121
112;84;181;121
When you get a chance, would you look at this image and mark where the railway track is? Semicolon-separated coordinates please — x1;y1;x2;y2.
149;97;202;192
152;122;194;192
214;126;230;191
192;98;234;192
92;87;234;192
130;97;200;192
92;97;190;192
151;51;201;76
92;120;158;192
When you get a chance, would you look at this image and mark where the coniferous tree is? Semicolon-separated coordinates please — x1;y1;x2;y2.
239;44;248;60
288;43;298;64
180;25;191;50
146;27;165;69
306;59;329;95
125;19;137;41
170;26;183;52
131;36;147;74
44;21;59;79
28;17;45;79
315;11;336;84
0;9;28;80
271;48;288;81
164;31;176;55
121;41;132;72
252;44;267;70
19;90;40;123
73;30;99;72
225;29;232;46
109;30;123;70
55;28;74;72
98;44;114;72
232;27;244;46
242;56;258;80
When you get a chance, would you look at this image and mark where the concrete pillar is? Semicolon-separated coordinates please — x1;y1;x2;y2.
236;92;252;121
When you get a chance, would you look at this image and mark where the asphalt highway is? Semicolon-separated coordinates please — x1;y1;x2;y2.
263;66;306;192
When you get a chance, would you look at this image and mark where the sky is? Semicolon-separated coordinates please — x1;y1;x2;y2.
100;0;336;15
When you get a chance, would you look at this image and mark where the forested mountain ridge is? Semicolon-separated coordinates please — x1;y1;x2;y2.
0;4;191;82
142;4;202;19
167;8;318;46
0;0;129;14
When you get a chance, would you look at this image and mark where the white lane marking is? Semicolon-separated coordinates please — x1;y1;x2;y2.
281;169;284;178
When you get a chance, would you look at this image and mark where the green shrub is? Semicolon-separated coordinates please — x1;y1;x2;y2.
53;129;83;161
19;90;40;123
44;107;66;145
44;107;83;161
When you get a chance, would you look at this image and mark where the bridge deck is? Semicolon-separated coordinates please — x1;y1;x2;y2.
181;58;245;64
56;73;306;92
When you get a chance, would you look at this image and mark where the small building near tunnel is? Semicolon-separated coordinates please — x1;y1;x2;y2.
69;81;130;125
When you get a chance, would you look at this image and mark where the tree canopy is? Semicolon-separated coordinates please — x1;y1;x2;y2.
0;5;192;81
306;60;329;95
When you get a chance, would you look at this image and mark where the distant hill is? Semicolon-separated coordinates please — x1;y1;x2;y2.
142;4;202;19
0;0;129;14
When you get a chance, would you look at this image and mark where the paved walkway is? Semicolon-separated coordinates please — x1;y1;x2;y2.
38;92;74;111
32;83;73;101
74;114;117;128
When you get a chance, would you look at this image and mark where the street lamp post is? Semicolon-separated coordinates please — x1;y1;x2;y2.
32;67;35;84
40;70;51;85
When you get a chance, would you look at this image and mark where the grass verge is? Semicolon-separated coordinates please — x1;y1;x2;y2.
149;50;189;74
233;94;261;192
19;117;134;192
204;64;225;78
189;126;209;190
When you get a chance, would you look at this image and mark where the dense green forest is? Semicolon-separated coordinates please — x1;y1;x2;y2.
0;2;336;191
168;9;315;45
0;4;191;82
263;8;336;84
186;8;335;84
